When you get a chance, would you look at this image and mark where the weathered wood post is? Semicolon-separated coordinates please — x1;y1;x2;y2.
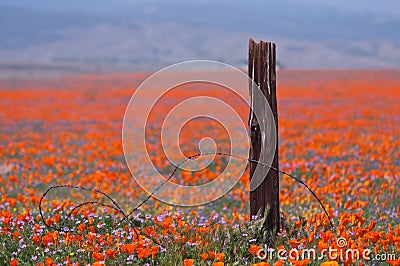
248;38;279;233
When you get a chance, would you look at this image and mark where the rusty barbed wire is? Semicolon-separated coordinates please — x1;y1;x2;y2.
39;152;334;238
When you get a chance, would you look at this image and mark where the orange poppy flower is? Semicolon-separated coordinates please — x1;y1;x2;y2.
209;251;216;259
105;249;118;259
183;259;194;266
320;262;339;266
121;243;136;255
200;253;208;261
92;251;105;261
45;258;55;266
216;253;225;262
32;234;40;245
248;245;262;256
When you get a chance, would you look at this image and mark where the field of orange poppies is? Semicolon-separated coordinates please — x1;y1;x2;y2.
0;70;399;265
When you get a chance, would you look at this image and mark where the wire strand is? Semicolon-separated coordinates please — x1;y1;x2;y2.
39;152;335;236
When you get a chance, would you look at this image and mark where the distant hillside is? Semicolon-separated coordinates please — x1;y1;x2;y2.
0;0;399;77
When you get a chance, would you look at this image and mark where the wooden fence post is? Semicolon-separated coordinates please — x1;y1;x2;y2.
248;38;280;233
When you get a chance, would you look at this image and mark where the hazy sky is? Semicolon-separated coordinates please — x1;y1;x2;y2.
289;0;400;15
2;0;399;15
